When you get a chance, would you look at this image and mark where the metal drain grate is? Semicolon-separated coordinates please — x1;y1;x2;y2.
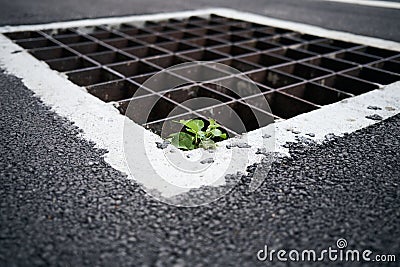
5;14;400;136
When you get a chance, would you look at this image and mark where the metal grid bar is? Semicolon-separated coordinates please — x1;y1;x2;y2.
5;14;400;136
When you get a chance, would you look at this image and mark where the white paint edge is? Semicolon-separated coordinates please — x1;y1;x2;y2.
319;0;400;9
0;9;399;199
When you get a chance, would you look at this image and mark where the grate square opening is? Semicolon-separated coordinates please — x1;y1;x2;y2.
121;95;188;124
136;34;174;44
280;83;351;105
238;52;290;68
107;60;160;78
144;25;177;33
212;45;255;56
390;55;400;62
103;38;143;49
162;85;232;110
163;30;200;40
145;54;189;69
55;34;92;44
269;36;302;46
213;24;247;33
317;39;360;49
216;58;260;72
305;56;358;72
186;37;225;48
212;76;270;98
232;29;272;39
180;49;227;61
354;46;399;58
239;40;279;51
122;46;168;58
16;38;58;49
117;27;153;37
343;67;400;85
157;41;198;52
273;63;332;80
5;31;42;40
167;63;228;82
295;34;323;42
213;33;250;43
30;47;76;61
46;56;96;72
87;30;122;40
69;42;111;54
189;28;225;36
245;91;318;119
370;60;400;74
47;29;80;37
67;67;121;86
131;71;190;93
329;51;381;64
247;69;303;89
167;22;202;30
86;79;144;102
88;51;135;64
296;43;340;54
197;101;274;134
314;74;379;95
270;48;316;60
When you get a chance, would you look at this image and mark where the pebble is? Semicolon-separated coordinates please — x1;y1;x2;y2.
156;140;170;149
365;114;383;121
200;158;214;164
367;106;382;110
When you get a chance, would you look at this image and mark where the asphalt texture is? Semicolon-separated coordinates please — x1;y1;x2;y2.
1;0;400;266
1;70;399;266
0;0;399;41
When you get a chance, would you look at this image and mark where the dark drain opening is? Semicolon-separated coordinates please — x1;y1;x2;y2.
5;13;400;138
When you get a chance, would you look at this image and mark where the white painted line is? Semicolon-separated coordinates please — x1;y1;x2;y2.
319;0;400;9
0;9;399;200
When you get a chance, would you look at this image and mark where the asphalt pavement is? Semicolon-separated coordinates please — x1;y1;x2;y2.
0;0;400;266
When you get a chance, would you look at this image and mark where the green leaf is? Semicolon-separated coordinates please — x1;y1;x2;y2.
169;118;226;150
169;132;195;150
208;118;221;129
184;119;204;133
197;130;206;139
186;128;197;135
210;128;223;137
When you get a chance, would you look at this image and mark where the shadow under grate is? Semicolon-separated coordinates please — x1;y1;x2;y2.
5;14;400;136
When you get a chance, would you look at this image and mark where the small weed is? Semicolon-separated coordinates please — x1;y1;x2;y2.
167;118;228;150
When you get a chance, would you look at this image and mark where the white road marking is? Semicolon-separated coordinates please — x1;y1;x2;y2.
318;0;400;9
0;8;399;199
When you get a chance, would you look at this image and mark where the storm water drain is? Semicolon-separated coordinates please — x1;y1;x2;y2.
2;9;400;205
5;13;400;137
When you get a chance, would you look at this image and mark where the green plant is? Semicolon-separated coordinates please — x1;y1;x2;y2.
167;118;228;150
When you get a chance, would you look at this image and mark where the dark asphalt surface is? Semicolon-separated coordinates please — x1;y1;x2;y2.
1;1;400;266
1;70;399;266
0;0;399;41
